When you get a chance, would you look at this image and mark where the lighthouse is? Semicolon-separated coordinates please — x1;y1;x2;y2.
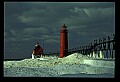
60;24;68;58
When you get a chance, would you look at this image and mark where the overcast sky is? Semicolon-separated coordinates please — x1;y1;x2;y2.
4;2;115;59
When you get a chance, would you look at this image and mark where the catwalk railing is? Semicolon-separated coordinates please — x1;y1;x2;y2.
45;34;115;59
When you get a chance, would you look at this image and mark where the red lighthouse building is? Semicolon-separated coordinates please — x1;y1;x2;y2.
60;24;68;58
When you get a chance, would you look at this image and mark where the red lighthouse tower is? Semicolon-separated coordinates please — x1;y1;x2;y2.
60;24;68;58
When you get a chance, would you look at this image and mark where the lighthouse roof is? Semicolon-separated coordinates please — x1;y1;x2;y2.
61;24;67;28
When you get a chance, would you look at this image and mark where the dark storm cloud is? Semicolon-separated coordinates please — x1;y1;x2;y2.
63;7;114;27
4;2;115;59
24;2;114;8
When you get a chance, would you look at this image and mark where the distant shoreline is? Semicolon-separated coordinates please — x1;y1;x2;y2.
4;59;24;61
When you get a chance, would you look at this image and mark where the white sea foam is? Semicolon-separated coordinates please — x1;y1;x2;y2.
4;53;115;77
